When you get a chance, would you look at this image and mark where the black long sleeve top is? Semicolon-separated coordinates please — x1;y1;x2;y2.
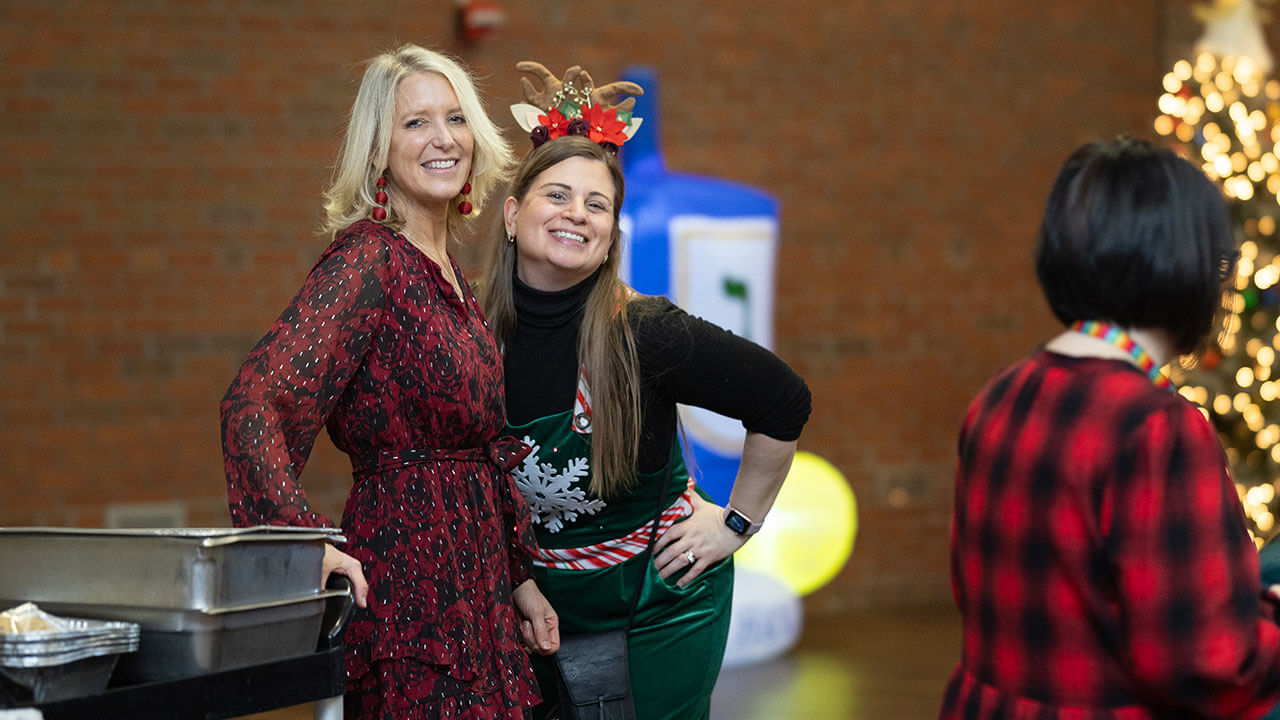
504;272;811;474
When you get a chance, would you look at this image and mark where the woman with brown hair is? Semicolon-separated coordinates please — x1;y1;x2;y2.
481;64;811;719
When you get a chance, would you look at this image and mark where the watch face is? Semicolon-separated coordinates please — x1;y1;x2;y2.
725;511;750;535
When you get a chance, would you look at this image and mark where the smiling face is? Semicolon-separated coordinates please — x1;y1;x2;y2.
505;155;619;292
385;72;474;215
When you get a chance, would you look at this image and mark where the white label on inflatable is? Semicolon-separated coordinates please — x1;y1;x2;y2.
618;214;633;285
669;215;778;455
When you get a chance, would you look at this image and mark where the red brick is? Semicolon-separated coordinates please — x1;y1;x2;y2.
0;0;1212;608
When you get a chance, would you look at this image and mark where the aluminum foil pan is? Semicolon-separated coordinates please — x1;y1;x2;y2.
0;604;140;705
0;653;122;704
0;605;139;668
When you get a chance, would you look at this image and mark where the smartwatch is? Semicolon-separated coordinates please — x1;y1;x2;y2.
723;506;763;537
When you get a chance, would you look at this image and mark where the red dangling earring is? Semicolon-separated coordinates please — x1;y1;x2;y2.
458;181;473;215
372;176;389;222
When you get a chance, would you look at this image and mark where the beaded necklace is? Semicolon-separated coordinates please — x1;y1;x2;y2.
1070;319;1173;391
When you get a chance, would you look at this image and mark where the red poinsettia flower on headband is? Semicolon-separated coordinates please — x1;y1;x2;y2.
580;104;629;146
538;107;571;140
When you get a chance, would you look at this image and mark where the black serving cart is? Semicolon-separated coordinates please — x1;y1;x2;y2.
8;578;353;720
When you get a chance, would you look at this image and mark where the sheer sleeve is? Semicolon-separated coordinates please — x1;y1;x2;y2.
221;227;392;528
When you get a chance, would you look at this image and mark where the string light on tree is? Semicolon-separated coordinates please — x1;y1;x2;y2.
1155;0;1280;541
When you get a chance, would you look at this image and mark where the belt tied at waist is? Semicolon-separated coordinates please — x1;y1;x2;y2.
352;436;532;477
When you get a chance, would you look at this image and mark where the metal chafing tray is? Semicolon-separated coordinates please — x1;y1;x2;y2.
0;526;342;610
20;591;346;683
0;526;348;686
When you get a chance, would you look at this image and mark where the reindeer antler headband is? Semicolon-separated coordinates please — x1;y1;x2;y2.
510;61;644;155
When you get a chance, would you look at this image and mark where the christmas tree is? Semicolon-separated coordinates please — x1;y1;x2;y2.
1157;0;1280;541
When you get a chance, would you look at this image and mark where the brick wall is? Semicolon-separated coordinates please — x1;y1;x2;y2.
0;1;1215;609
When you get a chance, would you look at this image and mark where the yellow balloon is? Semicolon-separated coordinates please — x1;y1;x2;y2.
733;451;857;595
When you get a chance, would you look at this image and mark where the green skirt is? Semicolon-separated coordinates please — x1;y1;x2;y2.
530;553;734;720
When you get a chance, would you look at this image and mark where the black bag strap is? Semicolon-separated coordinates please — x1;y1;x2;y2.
624;412;678;629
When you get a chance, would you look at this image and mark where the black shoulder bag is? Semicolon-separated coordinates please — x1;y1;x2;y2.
547;428;676;720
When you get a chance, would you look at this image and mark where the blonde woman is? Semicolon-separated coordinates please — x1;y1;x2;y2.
221;44;557;720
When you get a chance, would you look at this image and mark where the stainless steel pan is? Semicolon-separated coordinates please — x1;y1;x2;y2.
0;526;341;610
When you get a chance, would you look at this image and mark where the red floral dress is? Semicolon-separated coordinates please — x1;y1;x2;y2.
221;220;541;720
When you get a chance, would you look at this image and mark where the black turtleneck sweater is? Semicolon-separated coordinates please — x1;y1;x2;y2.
503;273;811;475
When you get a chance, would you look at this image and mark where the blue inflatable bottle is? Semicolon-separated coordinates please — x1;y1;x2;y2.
618;66;780;505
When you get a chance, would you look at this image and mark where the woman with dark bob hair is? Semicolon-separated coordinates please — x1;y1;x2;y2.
939;137;1280;719
1036;137;1237;355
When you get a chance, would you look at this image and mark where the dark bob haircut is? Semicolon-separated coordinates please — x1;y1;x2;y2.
1035;137;1236;354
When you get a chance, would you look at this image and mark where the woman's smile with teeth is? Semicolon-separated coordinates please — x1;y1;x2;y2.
424;159;457;169
552;230;587;244
507;156;615;291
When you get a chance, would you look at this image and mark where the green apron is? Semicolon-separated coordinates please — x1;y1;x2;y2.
507;409;733;720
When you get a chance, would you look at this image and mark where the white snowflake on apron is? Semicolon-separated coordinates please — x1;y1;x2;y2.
511;436;606;533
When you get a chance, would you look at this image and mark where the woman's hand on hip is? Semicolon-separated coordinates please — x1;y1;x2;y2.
653;492;745;588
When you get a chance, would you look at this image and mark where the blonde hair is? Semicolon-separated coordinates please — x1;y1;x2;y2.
322;44;513;238
480;137;643;498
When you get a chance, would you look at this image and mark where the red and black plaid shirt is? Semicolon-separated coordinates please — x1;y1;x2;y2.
941;350;1280;719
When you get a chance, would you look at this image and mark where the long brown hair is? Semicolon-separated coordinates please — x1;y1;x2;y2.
480;136;642;498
